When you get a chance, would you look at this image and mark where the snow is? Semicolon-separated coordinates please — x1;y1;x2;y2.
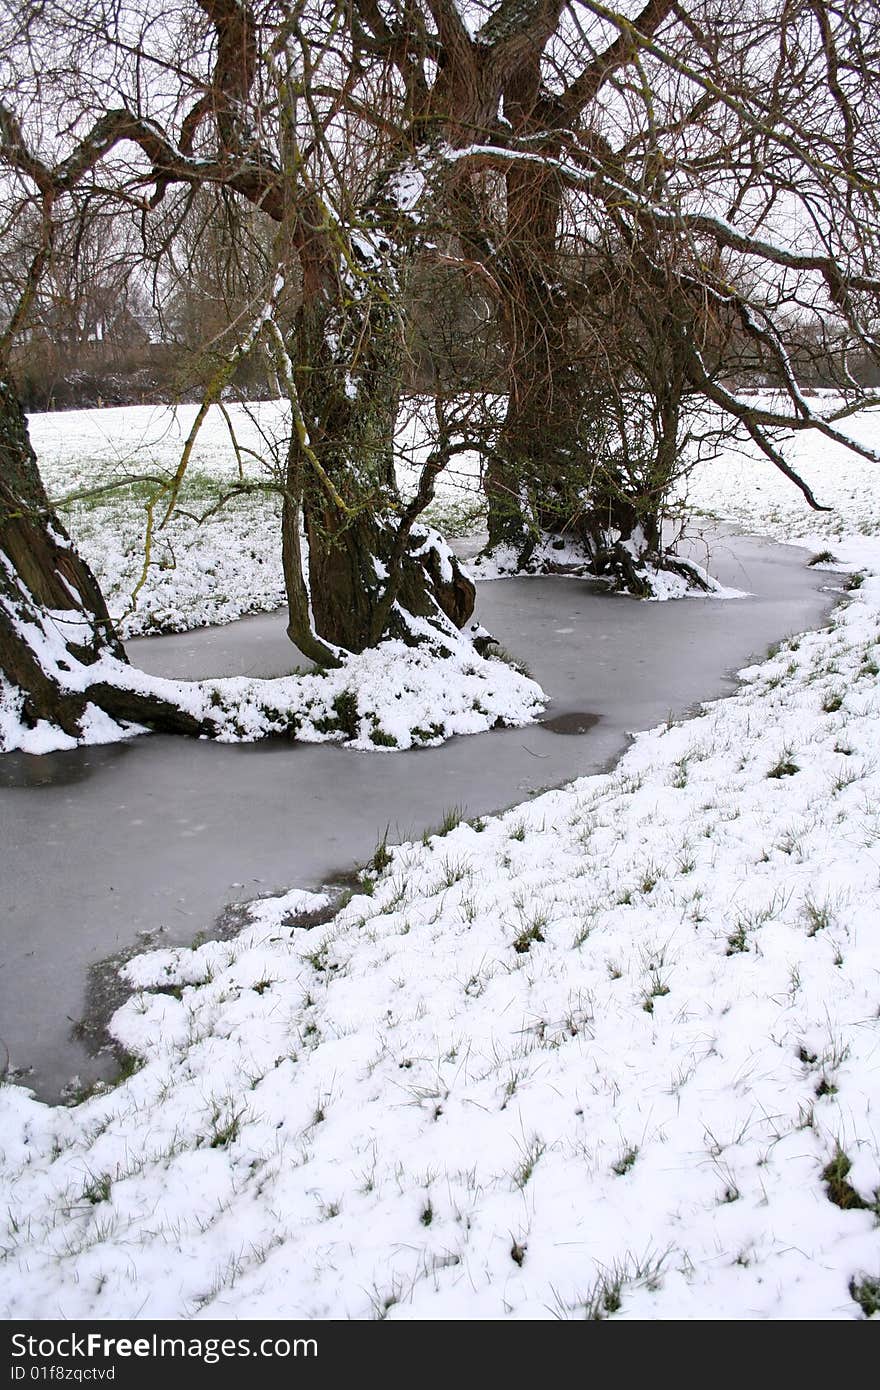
0;613;543;755
2;394;880;1319
387;162;426;213
0;677;135;756
469;531;750;599
30;402;289;637
682;397;880;548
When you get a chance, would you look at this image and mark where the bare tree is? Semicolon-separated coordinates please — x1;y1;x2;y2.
432;1;880;581
0;0;475;731
3;0;880;739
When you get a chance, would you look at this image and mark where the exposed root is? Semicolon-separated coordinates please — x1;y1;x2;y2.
473;529;714;597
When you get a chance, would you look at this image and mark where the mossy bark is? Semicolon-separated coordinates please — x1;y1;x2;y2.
281;263;474;661
485;83;700;592
0;376;121;734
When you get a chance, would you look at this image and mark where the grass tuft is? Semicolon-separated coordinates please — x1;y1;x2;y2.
423;805;465;843
850;1276;880;1318
767;756;799;779
513;909;548;954
369;826;393;875
823;1148;869;1211
611;1146;639;1177
512;1135;546;1190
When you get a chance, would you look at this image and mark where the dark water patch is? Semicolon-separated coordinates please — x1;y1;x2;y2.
541;711;600;735
0;741;134;789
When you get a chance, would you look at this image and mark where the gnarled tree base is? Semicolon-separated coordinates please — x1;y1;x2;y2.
475;524;713;597
285;497;477;664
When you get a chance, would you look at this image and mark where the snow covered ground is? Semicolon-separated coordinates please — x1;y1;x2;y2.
33;393;880;644
31;401;288;637
31;399;482;639
682;396;880;550
1;397;879;1319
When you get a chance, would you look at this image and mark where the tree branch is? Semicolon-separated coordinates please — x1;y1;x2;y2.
560;0;676;120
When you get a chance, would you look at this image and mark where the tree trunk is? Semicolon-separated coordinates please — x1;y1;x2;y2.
0;375;235;742
0;376;124;735
478;57;705;593
484;168;704;589
0;320;476;753
280;257;475;662
490;161;619;568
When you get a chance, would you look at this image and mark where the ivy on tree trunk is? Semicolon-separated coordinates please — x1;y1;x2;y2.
278;228;476;662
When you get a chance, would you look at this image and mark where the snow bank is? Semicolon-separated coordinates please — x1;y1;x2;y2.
470;532;749;599
0;618;544;756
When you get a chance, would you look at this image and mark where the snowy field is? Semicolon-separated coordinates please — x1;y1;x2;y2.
31;399;482;638
31;400;288;637
682;396;880;549
31;393;880;639
1;397;879;1319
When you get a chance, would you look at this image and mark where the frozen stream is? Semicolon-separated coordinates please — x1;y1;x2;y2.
0;528;840;1100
